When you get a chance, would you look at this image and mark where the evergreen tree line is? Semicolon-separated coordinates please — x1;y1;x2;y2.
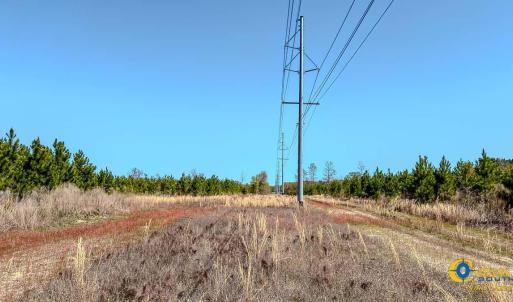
0;130;270;196
289;152;513;207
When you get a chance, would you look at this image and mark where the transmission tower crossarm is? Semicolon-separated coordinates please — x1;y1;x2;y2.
284;68;300;73
283;101;319;105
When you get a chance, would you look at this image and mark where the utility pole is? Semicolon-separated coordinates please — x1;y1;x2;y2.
282;16;318;206
297;16;304;206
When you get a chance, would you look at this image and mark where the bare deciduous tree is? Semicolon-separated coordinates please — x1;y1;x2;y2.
308;163;317;182
357;161;366;175
323;161;336;182
129;168;146;179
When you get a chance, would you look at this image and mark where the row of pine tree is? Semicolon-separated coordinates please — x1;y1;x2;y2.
0;129;270;196
2;129;512;207
297;152;513;206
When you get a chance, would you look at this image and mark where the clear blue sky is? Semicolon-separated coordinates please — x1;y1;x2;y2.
1;0;512;182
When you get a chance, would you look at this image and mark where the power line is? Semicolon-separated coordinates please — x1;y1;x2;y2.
317;0;395;101
304;104;318;136
304;0;355;119
280;0;294;103
278;0;293;149
277;0;395;197
277;0;301;194
304;0;395;138
276;0;294;193
307;0;356;103
311;0;376;102
287;123;299;156
283;0;303;100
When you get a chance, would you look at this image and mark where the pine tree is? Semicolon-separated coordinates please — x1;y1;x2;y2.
384;169;401;198
397;169;413;198
370;168;385;199
0;134;8;190
502;165;513;208
70;150;97;190
192;174;207;196
348;174;363;197
49;139;71;189
177;173;192;195
222;179;241;194
0;129;29;194
360;171;372;198
98;168;114;193
25;138;54;190
503;165;513;191
207;175;222;195
435;156;456;201
454;160;478;194
160;175;177;195
412;156;436;203
475;149;500;192
327;180;343;197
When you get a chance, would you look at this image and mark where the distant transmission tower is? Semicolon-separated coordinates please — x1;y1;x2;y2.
279;132;288;194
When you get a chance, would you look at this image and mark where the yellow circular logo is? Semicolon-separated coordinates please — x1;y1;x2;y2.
448;258;475;283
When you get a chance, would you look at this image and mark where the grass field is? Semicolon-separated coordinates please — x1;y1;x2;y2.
1;190;512;301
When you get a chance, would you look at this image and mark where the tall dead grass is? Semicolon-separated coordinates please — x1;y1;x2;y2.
0;185;142;232
0;185;295;232
314;195;513;229
134;194;295;208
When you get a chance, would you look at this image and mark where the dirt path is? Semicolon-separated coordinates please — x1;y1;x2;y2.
306;197;513;284
0;205;213;301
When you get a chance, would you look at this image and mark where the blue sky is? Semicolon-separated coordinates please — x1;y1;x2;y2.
1;0;512;182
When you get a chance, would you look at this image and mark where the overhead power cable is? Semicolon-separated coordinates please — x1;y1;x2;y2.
304;0;395;134
307;0;356;103
304;0;356;119
283;0;303;100
311;0;376;102
317;0;395;102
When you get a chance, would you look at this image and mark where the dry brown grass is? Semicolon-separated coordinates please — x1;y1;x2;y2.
18;207;488;302
0;185;143;232
309;196;513;258
0;185;295;232
312;195;513;230
4;192;511;301
134;194;295;208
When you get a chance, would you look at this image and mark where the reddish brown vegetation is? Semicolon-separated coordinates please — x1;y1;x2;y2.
0;206;211;258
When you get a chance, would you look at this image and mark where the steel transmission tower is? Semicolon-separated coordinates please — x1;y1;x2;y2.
279;1;394;206
297;16;304;206
283;16;319;206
